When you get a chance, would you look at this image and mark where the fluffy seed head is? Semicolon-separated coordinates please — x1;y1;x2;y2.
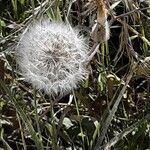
16;20;88;96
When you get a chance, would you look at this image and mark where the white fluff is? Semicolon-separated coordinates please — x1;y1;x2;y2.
16;20;88;96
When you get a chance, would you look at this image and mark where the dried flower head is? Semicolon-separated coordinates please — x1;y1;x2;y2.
87;0;110;42
16;20;88;96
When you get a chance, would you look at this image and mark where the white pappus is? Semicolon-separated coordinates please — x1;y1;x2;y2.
16;20;89;97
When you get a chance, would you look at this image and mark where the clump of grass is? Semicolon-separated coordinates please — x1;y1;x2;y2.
0;0;150;150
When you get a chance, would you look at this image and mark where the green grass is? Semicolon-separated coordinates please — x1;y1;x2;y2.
0;0;150;149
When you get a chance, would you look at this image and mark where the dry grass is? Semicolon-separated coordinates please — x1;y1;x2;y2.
0;0;150;149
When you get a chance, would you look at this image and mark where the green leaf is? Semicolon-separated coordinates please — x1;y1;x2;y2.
0;19;6;28
18;0;25;5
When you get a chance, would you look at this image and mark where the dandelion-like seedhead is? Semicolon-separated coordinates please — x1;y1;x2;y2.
16;20;88;96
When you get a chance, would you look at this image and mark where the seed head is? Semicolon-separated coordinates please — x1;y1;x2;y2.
16;20;88;96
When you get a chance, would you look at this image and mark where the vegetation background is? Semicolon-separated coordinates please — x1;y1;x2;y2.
0;0;150;149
